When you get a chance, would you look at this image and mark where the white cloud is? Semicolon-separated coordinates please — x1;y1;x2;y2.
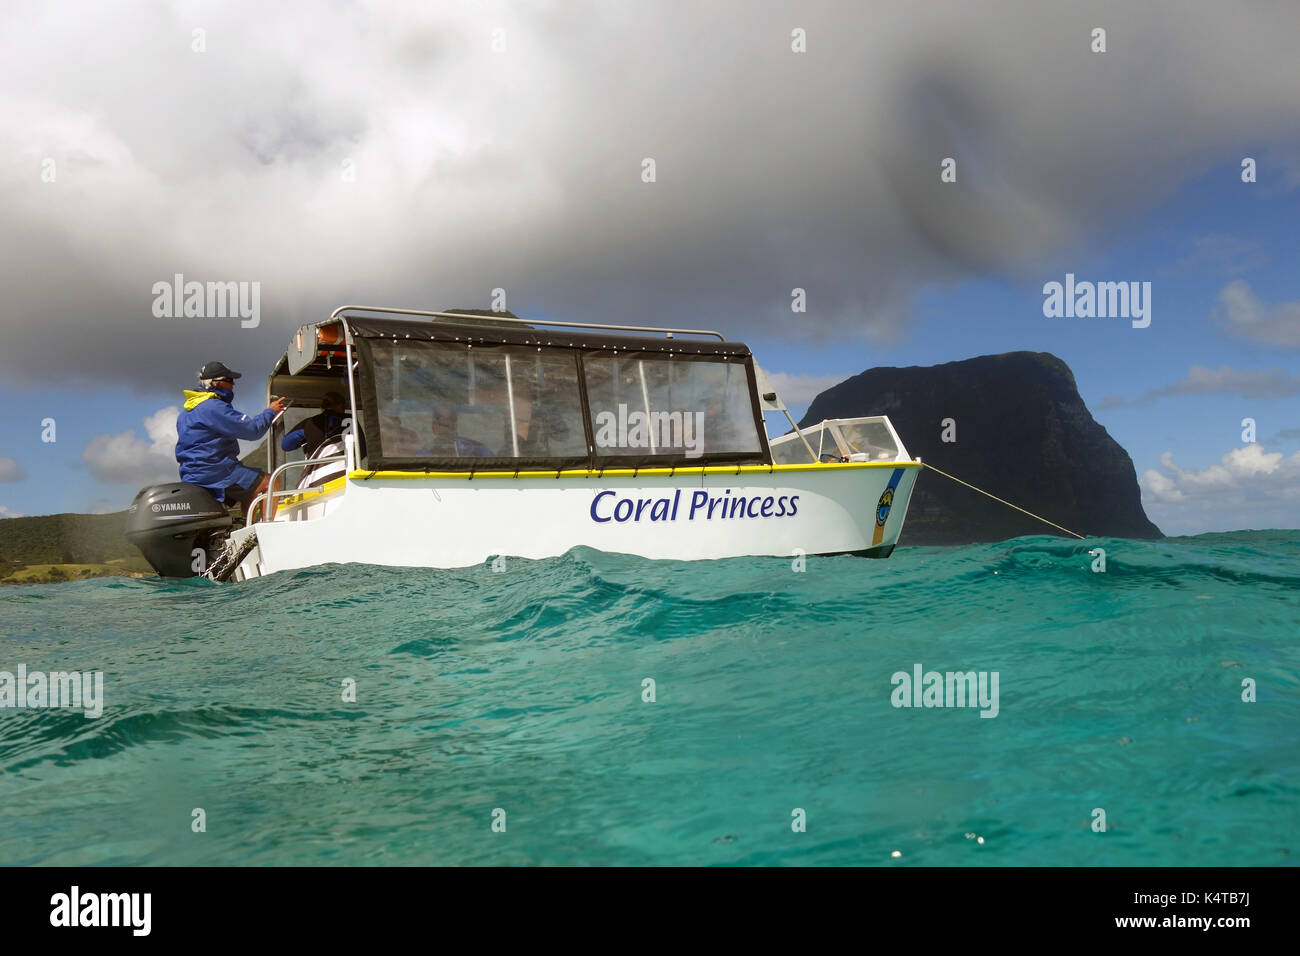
1141;444;1300;534
764;371;852;405
0;456;25;482
1213;280;1300;348
0;504;22;518
2;3;1300;391
81;405;179;485
1101;365;1300;408
1170;234;1266;276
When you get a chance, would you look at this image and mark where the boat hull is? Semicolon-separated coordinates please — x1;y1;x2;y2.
228;462;920;578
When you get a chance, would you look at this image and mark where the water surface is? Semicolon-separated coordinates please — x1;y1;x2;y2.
1;531;1296;865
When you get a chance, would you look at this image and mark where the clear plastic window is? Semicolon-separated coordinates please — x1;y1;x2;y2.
770;424;824;464
369;342;586;460
583;355;761;459
835;420;900;460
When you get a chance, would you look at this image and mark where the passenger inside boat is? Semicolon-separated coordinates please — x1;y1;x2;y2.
510;364;580;457
281;391;357;458
260;380;364;497
363;340;592;462
385;425;423;458
698;391;747;455
421;404;495;458
347;323;771;470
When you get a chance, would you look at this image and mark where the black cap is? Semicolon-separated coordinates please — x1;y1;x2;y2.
198;361;242;381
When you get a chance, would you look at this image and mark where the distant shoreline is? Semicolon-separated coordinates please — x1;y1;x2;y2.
0;510;154;583
1;562;154;585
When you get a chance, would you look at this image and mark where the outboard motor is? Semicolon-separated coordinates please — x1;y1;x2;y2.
125;483;234;578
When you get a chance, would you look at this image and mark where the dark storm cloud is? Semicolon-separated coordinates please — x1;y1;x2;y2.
2;0;1298;394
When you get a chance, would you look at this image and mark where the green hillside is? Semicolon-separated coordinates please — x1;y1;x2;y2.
0;511;154;583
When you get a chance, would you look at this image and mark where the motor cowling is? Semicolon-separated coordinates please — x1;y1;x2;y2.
125;483;233;578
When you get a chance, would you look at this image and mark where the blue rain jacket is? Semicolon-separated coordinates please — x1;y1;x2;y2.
175;386;275;498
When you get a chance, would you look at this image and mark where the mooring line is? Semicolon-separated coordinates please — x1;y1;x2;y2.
920;462;1086;540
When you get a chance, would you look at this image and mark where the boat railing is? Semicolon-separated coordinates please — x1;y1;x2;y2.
327;304;728;341
248;453;347;525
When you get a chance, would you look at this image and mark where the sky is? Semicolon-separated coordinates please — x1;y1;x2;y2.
0;0;1297;535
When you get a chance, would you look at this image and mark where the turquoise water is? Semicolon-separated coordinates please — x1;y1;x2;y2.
1;531;1297;866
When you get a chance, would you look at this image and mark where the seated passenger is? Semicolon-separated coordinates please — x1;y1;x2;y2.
387;425;424;457
508;373;575;457
421;404;494;458
698;391;749;454
514;398;573;457
282;391;363;458
298;437;350;489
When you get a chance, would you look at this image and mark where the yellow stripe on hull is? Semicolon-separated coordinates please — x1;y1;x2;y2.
346;460;921;481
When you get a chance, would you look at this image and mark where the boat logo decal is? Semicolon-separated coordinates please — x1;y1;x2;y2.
872;468;906;545
152;502;192;513
875;487;894;527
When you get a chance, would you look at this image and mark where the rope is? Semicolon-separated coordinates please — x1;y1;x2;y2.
921;462;1085;540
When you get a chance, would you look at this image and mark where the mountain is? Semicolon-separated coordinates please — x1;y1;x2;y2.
797;351;1162;544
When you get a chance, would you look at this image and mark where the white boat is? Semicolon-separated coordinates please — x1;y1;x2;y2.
126;307;921;580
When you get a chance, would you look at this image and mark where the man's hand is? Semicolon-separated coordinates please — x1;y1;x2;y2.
269;397;289;414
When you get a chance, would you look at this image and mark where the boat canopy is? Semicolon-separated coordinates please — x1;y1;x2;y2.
335;314;770;471
346;314;753;357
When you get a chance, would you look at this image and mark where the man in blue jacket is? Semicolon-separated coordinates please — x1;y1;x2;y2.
176;361;287;518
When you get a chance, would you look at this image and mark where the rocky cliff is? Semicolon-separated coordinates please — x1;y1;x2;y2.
797;351;1162;544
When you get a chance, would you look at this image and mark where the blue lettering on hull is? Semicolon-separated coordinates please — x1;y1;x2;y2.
591;488;800;523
